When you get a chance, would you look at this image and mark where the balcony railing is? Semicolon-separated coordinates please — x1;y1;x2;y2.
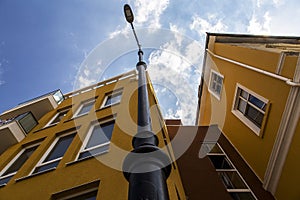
0;90;64;121
0;112;38;155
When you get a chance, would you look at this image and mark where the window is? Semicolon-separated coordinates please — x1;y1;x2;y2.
52;180;99;200
206;143;257;200
63;190;98;200
232;84;269;136
101;91;122;108
78;120;115;160
74;100;95;117
31;133;75;175
208;70;224;100
46;109;69;127
0;144;38;186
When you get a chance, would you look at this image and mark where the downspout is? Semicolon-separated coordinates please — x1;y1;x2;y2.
263;53;300;194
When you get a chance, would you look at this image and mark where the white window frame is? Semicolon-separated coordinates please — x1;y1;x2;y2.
100;91;122;109
45;109;69;127
30;132;75;175
76;118;115;161
208;70;224;100
231;83;269;136
73;99;95;118
0;143;39;185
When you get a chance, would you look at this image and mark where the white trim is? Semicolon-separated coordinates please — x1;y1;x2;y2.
231;83;269;136
208;69;224;101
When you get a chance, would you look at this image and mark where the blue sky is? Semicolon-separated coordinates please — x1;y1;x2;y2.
1;0;299;124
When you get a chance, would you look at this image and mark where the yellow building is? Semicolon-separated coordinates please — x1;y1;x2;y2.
0;70;185;199
197;33;300;200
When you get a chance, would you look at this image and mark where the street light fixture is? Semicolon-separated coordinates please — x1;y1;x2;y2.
122;4;171;200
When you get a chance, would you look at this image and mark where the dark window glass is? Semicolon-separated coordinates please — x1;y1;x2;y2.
44;134;75;162
240;90;248;99
33;134;75;174
249;95;266;111
208;155;233;169
50;110;69;125
77;101;94;116
218;171;248;189
2;146;38;176
0;175;13;186
67;190;98;200
85;122;114;149
78;145;109;160
33;160;60;174
237;99;247;113
104;93;122;107
78;121;114;160
229;192;256;200
245;106;264;127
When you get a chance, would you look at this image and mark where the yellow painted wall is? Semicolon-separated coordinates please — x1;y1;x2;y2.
199;42;291;181
0;72;186;199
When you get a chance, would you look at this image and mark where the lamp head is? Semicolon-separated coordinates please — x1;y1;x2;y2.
124;4;134;23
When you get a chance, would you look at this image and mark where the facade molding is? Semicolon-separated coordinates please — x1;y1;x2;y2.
206;49;300;87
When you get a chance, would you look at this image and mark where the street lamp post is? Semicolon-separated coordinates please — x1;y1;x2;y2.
122;4;171;200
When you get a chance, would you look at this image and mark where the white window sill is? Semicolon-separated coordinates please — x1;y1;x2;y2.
15;167;56;182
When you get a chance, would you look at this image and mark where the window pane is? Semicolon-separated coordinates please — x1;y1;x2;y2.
77;101;94;116
229;192;256;200
104;93;122;106
237;99;247;114
208;155;233;169
240;90;248;99
44;134;75;162
51;110;68;125
2;146;38;176
53;90;64;104
218;171;248;189
216;84;221;94
79;144;109;160
245;106;264;127
85;122;114;149
0;175;13;185
203;143;223;154
217;75;223;84
249;95;266;111
33;160;60;174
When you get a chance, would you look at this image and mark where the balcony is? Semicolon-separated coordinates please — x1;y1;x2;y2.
0;112;38;155
0;89;64;121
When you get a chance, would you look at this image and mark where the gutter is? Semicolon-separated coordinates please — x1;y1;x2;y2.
206;49;300;87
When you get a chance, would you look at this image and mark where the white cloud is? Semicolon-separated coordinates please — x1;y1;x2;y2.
247;11;271;34
134;0;169;29
189;14;227;39
148;34;201;124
